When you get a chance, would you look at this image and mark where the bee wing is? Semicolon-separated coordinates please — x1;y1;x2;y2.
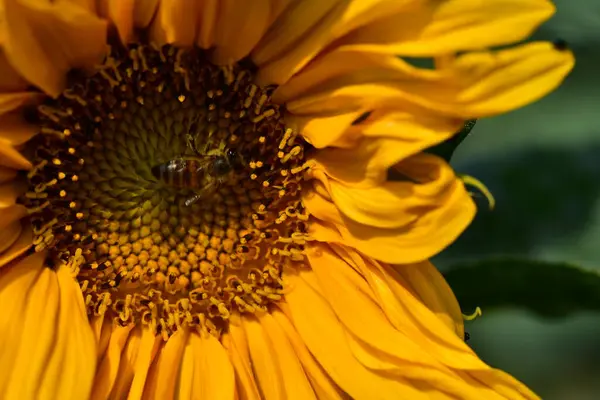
165;156;215;174
165;158;188;173
190;156;217;174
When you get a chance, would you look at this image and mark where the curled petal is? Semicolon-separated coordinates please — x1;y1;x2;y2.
288;111;366;149
304;154;476;263
284;43;573;119
308;109;462;185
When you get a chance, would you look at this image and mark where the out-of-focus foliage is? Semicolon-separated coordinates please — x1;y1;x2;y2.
445;259;600;317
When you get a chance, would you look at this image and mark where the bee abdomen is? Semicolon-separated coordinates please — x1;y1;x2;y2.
185;160;200;189
152;159;202;189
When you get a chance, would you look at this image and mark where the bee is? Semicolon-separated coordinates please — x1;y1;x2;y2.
151;148;241;206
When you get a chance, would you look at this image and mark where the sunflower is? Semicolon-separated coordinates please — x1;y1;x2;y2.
0;0;573;399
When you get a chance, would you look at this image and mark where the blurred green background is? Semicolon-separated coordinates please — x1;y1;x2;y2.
434;2;600;398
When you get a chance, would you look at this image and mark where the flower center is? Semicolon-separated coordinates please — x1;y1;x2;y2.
20;44;311;338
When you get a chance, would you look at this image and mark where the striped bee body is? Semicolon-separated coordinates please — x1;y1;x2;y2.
151;157;213;189
151;149;241;206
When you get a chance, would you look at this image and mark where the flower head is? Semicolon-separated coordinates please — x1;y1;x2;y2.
0;0;573;399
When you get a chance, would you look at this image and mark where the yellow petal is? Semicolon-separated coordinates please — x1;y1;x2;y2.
42;265;97;399
110;327;142;397
131;0;160;28
143;328;188;399
0;179;27;208
271;309;345;399
241;315;286;399
0;111;38;146
342;0;555;55
0;92;45;115
189;331;236;399
211;0;271;65
96;0;159;43
226;316;262;400
281;47;434;115
442;42;575;116
128;328;161;400
108;325;160;399
149;0;199;46
91;323;135;400
1;0;108;97
303;244;538;399
0;140;31;169
0;50;29;92
96;0;135;43
395;260;464;338
329;245;476;369
257;312;317;399
0;166;17;183
0;222;32;268
273;46;410;106
304;154;476;263
149;0;213;48
265;0;293;26
289;111;366;149
0;215;23;255
253;0;415;85
467;369;540;400
282;270;429;399
0;253;96;399
351;253;538;399
0;180;28;264
284;42;573;119
177;334;195;399
306;246;459;370
195;0;219;49
92;315;112;360
252;1;342;66
0;251;47;396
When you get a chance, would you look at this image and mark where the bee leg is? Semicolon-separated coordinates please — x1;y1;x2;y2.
185;134;198;155
184;179;221;207
184;193;202;207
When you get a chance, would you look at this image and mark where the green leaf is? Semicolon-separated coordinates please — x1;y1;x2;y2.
443;258;600;318
425;119;477;162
